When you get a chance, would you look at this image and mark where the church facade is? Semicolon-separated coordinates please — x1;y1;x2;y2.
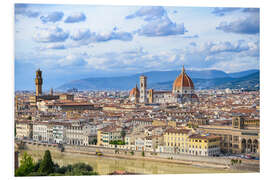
129;66;199;104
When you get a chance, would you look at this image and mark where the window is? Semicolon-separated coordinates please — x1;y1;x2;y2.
233;136;239;143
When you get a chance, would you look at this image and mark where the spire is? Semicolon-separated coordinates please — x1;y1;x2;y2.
182;65;185;73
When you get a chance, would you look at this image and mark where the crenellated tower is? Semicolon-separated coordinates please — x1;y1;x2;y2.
35;69;43;96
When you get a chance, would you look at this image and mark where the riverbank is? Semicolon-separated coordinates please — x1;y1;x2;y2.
18;142;259;174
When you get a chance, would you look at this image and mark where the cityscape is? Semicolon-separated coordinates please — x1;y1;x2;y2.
14;4;260;176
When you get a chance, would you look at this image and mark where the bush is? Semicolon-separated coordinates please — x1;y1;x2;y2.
109;140;125;145
63;163;96;176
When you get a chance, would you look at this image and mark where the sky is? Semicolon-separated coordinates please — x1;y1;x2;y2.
14;4;260;90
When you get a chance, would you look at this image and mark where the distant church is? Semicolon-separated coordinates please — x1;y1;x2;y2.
129;66;199;104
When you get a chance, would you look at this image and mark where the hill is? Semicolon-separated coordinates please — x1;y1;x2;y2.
149;72;259;90
58;69;259;91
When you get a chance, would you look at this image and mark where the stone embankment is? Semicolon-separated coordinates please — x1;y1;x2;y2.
19;141;259;172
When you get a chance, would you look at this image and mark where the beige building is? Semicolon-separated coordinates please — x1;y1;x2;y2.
33;121;49;142
15;120;33;140
199;116;260;155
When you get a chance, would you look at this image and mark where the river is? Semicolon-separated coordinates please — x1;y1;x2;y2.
18;149;249;175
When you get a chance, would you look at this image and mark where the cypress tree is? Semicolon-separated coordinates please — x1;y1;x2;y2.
39;150;54;175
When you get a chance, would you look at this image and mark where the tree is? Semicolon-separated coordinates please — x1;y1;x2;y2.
64;163;96;176
39;150;54;175
15;152;35;176
142;151;145;157
120;129;126;141
33;159;42;172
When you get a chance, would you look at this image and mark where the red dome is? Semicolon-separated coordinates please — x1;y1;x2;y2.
173;66;194;91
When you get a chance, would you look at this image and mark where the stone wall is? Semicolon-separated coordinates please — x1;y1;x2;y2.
63;144;231;165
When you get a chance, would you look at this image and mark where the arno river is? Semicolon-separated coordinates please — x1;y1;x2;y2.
19;149;248;175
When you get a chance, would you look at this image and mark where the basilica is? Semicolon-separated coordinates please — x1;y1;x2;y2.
129;66;199;104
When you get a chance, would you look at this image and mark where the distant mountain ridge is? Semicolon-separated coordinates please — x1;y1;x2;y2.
150;72;259;90
58;69;259;91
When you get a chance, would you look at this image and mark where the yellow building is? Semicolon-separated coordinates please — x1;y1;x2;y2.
163;128;191;154
163;128;221;156
187;134;221;156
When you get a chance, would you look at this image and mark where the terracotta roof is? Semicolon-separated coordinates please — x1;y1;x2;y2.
188;134;221;140
173;66;194;90
129;84;140;97
153;91;172;94
165;128;190;134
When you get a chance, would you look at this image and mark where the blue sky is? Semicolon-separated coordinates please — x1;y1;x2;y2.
14;4;260;90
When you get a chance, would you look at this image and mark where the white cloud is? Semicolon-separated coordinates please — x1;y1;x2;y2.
33;26;69;43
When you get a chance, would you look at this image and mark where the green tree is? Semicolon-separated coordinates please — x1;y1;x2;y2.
15;152;35;176
142;151;145;157
33;159;42;172
39;150;54;175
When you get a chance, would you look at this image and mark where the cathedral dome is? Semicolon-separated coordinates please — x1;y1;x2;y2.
173;66;194;91
129;84;140;97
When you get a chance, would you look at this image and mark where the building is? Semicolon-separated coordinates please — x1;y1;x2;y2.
31;69;76;109
51;121;66;144
38;101;95;112
139;76;147;103
33;121;49;142
199;116;260;155
59;94;74;101
66;120;88;146
188;134;221;156
135;137;145;151
30;69;60;108
163;128;191;154
129;66;199;104
163;127;221;156
129;84;139;103
97;125;123;147
83;125;97;145
15;120;33;140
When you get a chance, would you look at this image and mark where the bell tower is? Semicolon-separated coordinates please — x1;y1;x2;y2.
35;69;43;96
139;75;147;103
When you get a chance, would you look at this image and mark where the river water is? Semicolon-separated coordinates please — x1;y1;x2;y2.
18;149;248;175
